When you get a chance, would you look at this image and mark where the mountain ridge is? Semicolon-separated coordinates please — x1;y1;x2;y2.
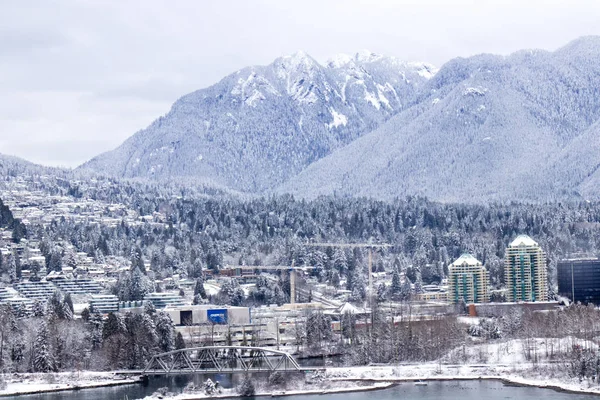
78;36;600;203
79;50;435;192
278;36;600;202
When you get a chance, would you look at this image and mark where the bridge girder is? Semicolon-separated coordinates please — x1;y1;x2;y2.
143;346;301;375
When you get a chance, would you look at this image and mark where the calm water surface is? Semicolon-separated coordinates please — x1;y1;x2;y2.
3;378;600;400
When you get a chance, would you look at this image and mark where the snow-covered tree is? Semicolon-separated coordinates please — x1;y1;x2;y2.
155;312;175;353
175;331;186;350
33;322;55;372
237;374;255;397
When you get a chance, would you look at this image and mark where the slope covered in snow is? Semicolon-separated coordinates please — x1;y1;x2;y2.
79;51;434;192
279;37;600;202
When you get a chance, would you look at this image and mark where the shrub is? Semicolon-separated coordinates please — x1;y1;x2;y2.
237;374;255;397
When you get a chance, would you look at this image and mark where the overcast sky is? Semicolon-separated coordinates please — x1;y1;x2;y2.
1;0;599;167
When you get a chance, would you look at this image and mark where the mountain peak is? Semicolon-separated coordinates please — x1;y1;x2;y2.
555;35;600;57
278;50;317;67
326;53;354;69
81;47;431;192
355;49;383;63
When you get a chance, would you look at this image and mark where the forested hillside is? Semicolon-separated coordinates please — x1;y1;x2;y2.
74;36;600;203
25;179;600;298
281;37;600;202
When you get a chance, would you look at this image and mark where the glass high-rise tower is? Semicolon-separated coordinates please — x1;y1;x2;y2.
448;253;489;304
504;235;548;302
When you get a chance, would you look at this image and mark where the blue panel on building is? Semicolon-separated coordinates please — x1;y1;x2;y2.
207;309;228;324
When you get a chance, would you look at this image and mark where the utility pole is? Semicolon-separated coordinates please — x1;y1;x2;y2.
571;261;575;304
290;260;296;305
368;248;373;301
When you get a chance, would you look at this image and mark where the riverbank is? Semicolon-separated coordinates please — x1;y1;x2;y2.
140;362;600;399
327;363;600;397
0;371;139;397
2;362;600;399
142;381;395;399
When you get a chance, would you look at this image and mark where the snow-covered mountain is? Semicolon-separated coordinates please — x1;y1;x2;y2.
279;37;600;202
0;153;67;178
80;51;435;192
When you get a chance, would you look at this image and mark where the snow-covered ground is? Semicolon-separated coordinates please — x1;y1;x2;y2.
2;338;599;398
142;381;394;399
326;363;600;395
442;336;596;365
141;362;600;400
144;338;600;399
0;371;138;396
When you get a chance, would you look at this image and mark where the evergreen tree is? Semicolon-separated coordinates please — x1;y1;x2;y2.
2;253;16;283
62;293;74;320
103;312;125;339
130;246;146;273
305;311;332;352
390;264;402;299
175;331;186;350
400;278;412;301
81;307;90;322
155;312;175;353
349;269;366;303
47;291;64;319
414;271;424;294
33;322;55;372
218;279;244;306
333;248;348;276
32;300;45;317
62;249;77;269
194;276;207;299
330;270;340;288
128;266;152;301
88;314;104;350
48;247;63;272
144;301;157;316
0;304;14;369
376;283;387;303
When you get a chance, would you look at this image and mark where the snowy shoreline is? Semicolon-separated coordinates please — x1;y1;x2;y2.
3;365;600;398
325;364;600;398
0;372;140;397
146;382;396;400
337;375;600;397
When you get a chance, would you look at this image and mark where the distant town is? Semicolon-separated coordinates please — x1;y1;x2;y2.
0;171;598;350
2;165;600;398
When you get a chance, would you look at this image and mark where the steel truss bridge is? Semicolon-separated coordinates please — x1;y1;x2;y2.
143;346;302;375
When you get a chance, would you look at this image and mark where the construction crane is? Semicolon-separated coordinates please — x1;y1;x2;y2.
221;262;314;304
304;242;392;299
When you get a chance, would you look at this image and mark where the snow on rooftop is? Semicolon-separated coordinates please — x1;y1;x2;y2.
451;253;482;267
338;302;361;314
510;234;538;247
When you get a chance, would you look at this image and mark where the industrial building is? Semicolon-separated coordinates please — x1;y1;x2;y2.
447;253;489;304
504;235;548;302
557;257;600;305
163;304;251;326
